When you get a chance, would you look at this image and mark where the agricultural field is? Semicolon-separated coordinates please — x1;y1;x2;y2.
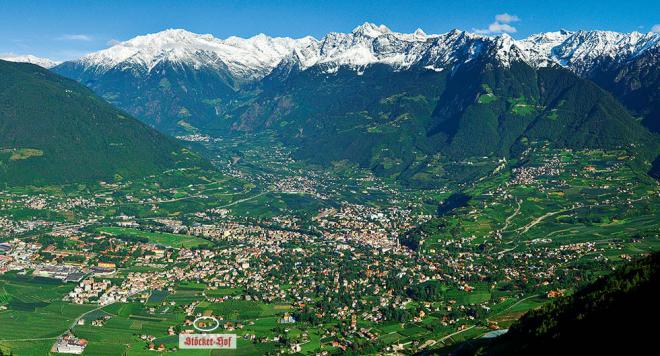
96;227;211;249
0;276;94;355
0;137;657;355
66;286;291;355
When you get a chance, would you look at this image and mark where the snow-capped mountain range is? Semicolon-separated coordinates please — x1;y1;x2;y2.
76;29;316;81
0;54;61;68
60;23;659;81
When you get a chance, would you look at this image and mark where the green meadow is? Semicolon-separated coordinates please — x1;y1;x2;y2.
96;227;210;248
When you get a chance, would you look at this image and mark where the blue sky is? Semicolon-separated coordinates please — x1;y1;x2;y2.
1;0;658;61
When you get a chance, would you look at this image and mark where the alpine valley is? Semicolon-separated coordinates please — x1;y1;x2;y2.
52;24;660;182
0;23;658;355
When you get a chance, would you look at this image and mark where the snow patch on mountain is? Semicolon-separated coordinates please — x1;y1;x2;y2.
0;54;61;68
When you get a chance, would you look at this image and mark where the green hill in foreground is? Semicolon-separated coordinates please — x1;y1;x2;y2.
0;60;206;186
437;252;659;355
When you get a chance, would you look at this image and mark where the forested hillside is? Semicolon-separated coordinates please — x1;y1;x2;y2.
0;60;206;185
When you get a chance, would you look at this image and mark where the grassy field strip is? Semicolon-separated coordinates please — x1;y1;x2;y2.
497;244;519;256
113;185;248;206
97;227;210;248
154;185;232;203
515;210;565;235
216;190;269;208
545;227;576;237
514;192;654;238
501;199;522;232
439;325;476;344
0;337;57;342
491;294;540;318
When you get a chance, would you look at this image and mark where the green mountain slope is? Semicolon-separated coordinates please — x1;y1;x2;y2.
588;49;659;133
53;60;240;132
217;60;658;182
427;61;654;157
483;252;659;355
0;60;205;186
51;45;659;185
218;64;448;172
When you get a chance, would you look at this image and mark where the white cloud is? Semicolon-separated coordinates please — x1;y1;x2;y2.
495;13;520;24
106;39;121;46
490;22;517;33
474;13;520;34
57;34;93;41
652;24;660;33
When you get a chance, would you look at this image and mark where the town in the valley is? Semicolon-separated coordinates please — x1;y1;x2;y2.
0;139;658;355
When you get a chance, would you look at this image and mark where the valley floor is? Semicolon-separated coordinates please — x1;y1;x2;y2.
0;135;658;355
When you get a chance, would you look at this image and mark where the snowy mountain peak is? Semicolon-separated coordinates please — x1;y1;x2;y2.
352;22;392;37
520;29;660;74
62;25;660;83
414;28;427;37
447;29;465;37
0;54;60;68
75;28;315;81
278;26;659;76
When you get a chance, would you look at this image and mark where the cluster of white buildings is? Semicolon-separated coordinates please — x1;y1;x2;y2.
66;278;111;304
55;334;87;354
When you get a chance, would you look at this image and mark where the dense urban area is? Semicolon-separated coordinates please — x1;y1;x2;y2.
1;134;657;355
